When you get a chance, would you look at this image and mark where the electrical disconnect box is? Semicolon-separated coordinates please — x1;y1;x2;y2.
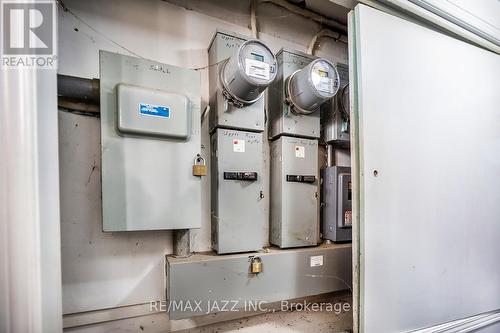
211;129;264;254
270;136;319;248
322;166;352;242
322;63;350;146
268;48;340;249
209;31;277;133
99;51;202;231
209;31;276;254
268;49;340;139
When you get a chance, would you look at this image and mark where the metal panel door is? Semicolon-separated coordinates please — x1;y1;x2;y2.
100;51;202;231
211;129;264;253
350;4;500;333
270;137;319;248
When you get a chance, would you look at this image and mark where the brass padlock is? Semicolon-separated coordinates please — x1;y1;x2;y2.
192;154;207;177
250;256;263;274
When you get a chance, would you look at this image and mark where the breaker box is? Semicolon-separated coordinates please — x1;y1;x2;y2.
268;49;318;139
208;31;276;133
322;166;352;243
211;129;264;253
270;136;319;248
322;63;350;146
99;51;202;231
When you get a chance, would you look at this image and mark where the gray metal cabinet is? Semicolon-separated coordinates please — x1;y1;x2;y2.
270;136;319;248
211;129;264;253
99;51;202;231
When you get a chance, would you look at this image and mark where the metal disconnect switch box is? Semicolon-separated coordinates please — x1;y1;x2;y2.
268;49;318;139
322;63;350;146
211;129;264;253
270;136;319;248
322;166;352;242
209;31;276;133
100;51;202;231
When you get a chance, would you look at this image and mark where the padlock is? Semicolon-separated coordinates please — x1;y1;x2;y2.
250;256;263;274
192;154;207;177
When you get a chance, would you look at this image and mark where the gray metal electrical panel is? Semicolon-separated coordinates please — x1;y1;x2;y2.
166;244;352;319
322;166;352;242
270;136;319;248
268;49;319;139
100;50;202;231
211;129;264;253
322;63;350;146
209;31;275;133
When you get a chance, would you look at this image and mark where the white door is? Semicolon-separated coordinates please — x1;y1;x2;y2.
350;4;500;332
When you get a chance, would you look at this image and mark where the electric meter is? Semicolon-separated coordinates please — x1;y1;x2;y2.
220;39;277;107
286;58;340;114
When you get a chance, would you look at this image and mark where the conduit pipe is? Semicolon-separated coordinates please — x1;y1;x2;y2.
307;28;349;55
58;74;100;104
173;229;191;258
260;0;347;33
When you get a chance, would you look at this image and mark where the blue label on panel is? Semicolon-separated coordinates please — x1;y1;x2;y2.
139;103;170;118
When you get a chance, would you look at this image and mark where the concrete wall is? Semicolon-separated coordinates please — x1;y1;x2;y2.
58;0;348;328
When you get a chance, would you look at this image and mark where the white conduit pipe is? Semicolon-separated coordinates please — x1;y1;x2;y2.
260;0;347;32
307;28;349;55
250;0;258;38
249;0;348;55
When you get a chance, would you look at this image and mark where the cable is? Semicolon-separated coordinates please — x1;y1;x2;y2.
189;58;228;71
201;105;210;120
57;0;143;59
58;0;227;73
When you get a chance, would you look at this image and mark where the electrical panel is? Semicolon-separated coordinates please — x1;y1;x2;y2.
270;136;319;248
268;49;340;139
209;31;275;253
211;129;264;253
322;63;350;146
208;31;277;133
99;50;202;231
322;166;352;242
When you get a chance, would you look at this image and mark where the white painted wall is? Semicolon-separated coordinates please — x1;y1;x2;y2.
58;0;348;323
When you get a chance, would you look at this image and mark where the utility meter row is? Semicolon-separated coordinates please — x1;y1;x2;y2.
209;34;343;252
210;40;341;137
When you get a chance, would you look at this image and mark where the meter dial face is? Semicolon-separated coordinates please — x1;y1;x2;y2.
238;40;277;85
310;60;340;98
